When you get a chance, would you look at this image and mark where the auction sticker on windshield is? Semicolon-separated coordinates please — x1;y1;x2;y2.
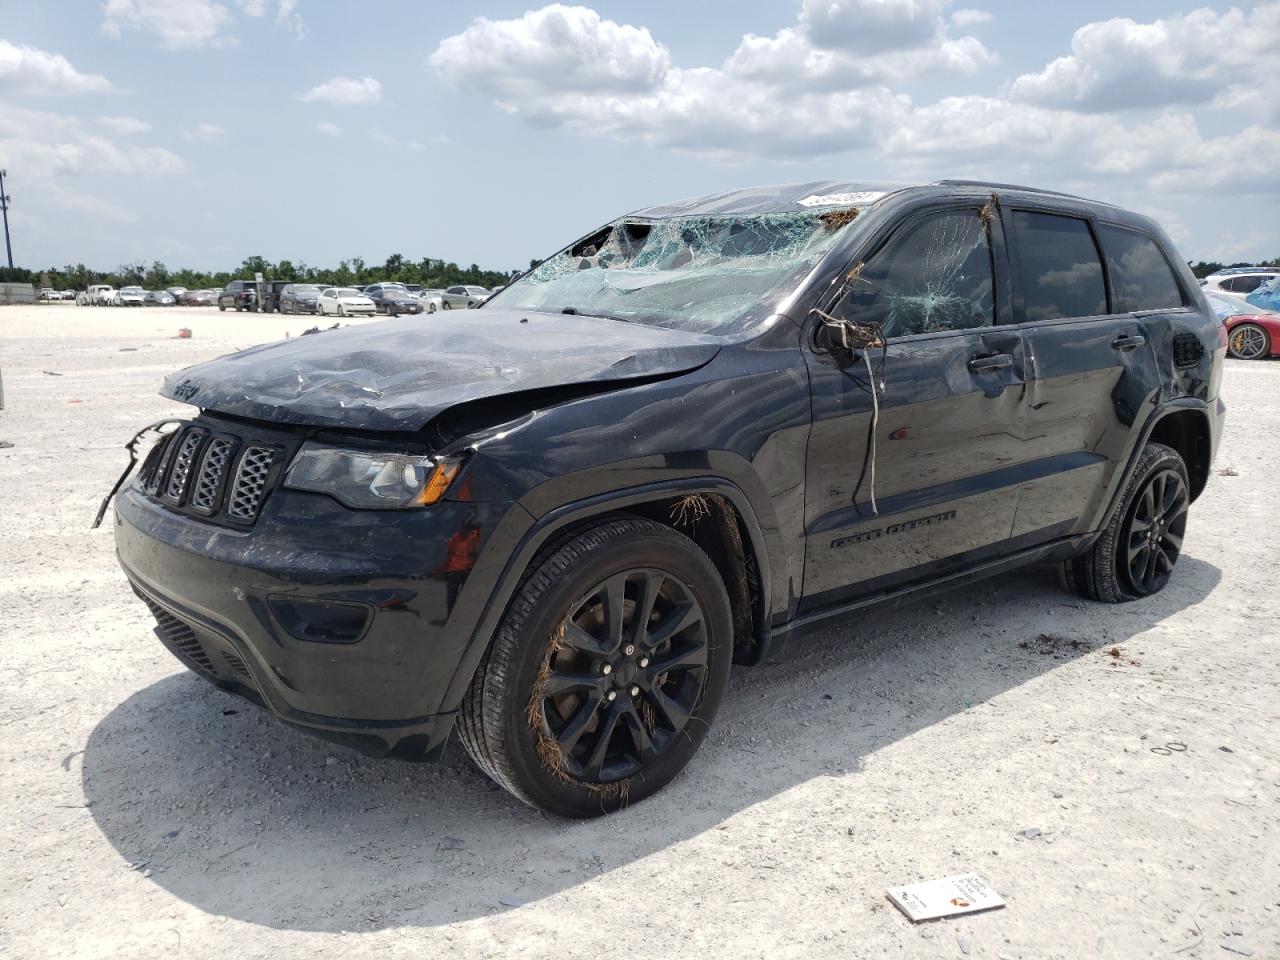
797;191;887;207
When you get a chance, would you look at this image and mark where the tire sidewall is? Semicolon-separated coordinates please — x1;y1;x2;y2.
496;528;732;817
1108;443;1190;600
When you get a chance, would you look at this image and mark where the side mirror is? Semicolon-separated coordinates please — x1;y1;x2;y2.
815;318;856;353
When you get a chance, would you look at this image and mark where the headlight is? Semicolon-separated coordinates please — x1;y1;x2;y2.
284;443;462;509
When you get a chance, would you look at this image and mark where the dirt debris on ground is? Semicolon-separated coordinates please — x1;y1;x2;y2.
0;304;1278;959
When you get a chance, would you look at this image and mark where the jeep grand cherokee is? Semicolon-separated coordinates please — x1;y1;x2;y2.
107;179;1224;817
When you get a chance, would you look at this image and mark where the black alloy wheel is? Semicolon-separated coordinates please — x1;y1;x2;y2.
458;516;732;817
1122;466;1188;596
535;569;710;784
1061;442;1191;603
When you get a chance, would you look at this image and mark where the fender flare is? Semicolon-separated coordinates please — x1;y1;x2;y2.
1091;397;1216;533
437;476;775;715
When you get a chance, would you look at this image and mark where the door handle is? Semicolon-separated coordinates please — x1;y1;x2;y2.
1111;334;1146;352
967;353;1013;374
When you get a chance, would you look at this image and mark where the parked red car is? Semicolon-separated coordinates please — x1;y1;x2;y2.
1205;292;1280;360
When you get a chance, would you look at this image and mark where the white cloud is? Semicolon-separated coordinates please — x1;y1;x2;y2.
299;75;381;106
316;120;342;136
182;122;224;141
101;0;303;47
276;0;304;36
0;39;112;95
950;9;992;27
797;0;952;54
0;103;185;178
98;115;152;135
1010;3;1280;113
101;0;236;49
883;97;1280;196
431;2;993;159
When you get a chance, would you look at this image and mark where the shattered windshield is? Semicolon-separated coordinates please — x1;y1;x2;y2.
496;210;860;335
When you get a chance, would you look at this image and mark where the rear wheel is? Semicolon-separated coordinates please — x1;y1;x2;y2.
1062;442;1190;603
458;517;732;818
1228;323;1270;360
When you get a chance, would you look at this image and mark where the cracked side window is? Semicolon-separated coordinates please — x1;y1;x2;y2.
834;210;994;338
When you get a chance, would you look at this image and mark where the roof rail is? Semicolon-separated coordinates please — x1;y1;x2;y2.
932;179;1112;204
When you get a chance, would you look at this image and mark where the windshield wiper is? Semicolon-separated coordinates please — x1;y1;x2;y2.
560;306;634;324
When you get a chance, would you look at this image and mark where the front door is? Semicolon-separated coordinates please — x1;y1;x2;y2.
801;204;1030;611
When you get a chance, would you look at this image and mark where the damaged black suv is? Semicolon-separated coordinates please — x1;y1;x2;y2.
109;180;1224;817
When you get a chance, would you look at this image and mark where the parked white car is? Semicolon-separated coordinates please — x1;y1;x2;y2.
316;287;376;317
440;285;490;309
417;288;444;313
87;284;116;305
1200;271;1278;295
116;286;145;307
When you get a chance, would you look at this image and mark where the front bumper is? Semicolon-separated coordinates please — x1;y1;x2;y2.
114;481;517;759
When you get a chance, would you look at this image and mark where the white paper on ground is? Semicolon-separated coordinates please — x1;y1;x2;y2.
886;873;1006;922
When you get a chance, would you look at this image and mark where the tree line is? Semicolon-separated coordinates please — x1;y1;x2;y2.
0;253;526;292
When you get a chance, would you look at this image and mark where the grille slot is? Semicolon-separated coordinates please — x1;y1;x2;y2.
164;429;206;504
145;430;180;495
143;596;217;679
188;438;234;515
221;651;253;681
227;446;275;523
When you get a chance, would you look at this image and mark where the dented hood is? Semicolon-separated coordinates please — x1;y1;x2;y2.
161;309;721;432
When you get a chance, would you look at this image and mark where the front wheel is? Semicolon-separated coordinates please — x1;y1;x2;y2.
1062;442;1190;603
458;517;732;818
337;304;345;317
1228;323;1271;360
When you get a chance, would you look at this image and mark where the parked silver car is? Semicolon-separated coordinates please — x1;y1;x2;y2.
440;285;489;309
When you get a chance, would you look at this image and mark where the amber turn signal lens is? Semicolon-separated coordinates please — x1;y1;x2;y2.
412;459;462;506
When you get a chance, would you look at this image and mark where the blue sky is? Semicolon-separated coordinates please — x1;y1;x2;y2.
2;1;1277;274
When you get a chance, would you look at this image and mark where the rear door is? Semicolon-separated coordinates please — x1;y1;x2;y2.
801;203;1031;610
1005;209;1163;542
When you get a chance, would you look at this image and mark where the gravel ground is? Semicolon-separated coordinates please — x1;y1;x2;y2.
1;304;1277;960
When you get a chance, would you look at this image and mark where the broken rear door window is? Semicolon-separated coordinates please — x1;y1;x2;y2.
834;210;995;338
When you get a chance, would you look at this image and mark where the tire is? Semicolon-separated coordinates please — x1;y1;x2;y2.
337;304;345;317
428;302;436;313
458;516;733;818
443;301;452;310
1061;442;1190;603
1228;323;1270;360
218;304;226;312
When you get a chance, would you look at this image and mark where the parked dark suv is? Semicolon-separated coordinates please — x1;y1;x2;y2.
217;280;257;312
108;180;1224;818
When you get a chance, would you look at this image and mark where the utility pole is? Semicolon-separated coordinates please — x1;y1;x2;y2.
0;169;12;270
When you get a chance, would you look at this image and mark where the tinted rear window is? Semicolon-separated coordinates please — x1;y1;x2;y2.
1013;211;1107;322
1097;224;1183;312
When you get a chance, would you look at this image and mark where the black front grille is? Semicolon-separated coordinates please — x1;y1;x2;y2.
139;424;281;526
